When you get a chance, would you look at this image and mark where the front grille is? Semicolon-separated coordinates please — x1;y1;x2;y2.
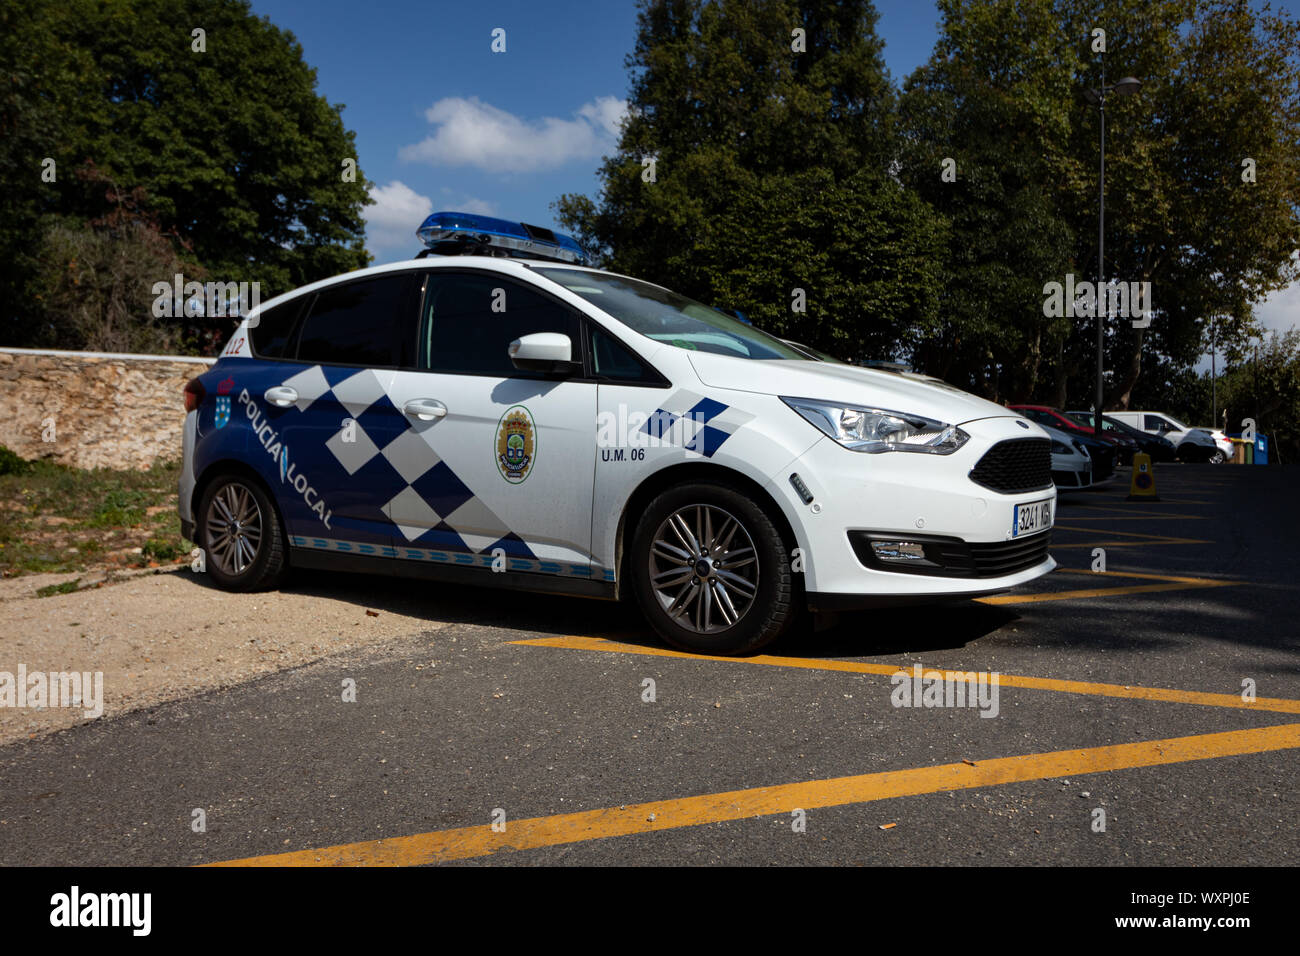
849;530;1052;579
968;532;1053;576
969;438;1052;494
1052;468;1091;489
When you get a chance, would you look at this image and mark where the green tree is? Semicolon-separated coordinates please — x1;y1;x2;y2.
901;0;1300;407
556;0;945;358
1218;330;1300;462
1;0;372;350
897;0;1080;401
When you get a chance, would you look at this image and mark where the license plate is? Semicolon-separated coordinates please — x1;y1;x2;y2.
1012;498;1053;537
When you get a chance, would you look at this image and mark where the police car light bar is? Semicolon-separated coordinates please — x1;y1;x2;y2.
416;211;587;265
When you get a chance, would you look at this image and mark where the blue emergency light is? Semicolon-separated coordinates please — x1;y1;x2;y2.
416;211;586;265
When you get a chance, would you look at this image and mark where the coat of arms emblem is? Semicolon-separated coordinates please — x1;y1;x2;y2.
495;406;536;483
214;376;234;428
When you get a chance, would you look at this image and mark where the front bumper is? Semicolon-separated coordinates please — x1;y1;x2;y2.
768;415;1057;602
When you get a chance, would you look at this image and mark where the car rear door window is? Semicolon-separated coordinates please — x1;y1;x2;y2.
249;299;305;359
295;273;417;368
420;273;579;376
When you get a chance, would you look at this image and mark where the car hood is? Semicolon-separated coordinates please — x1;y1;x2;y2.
688;353;1016;426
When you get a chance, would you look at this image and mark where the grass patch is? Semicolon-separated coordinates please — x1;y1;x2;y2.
0;456;187;577
36;578;81;598
142;537;182;561
0;445;31;476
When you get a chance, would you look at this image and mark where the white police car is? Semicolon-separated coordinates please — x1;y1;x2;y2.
179;212;1055;654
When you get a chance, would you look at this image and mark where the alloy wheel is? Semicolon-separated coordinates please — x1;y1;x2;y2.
204;481;263;576
647;504;759;634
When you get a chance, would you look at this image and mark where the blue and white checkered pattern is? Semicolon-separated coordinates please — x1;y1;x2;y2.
278;365;537;561
640;389;755;458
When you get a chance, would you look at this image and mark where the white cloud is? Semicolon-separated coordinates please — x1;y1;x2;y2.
364;180;432;258
1254;255;1300;338
398;96;628;173
439;191;497;217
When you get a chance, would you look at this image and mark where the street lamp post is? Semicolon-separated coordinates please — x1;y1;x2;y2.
1083;66;1141;439
1211;318;1217;426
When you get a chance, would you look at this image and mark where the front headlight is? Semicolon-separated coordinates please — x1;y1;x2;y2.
781;396;969;455
1050;439;1071;455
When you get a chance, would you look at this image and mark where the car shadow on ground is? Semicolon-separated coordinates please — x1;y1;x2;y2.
178;564;1019;660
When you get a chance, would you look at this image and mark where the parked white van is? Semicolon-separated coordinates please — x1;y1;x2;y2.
1106;411;1220;462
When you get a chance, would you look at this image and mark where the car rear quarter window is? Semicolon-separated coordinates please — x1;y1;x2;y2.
420;273;579;377
295;273;417;368
248;299;305;359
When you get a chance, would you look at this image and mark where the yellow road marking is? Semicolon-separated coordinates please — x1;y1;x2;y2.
1056;515;1207;521
1074;500;1213;508
1050;539;1211;548
205;723;1300;866
1050;524;1211;547
1050;569;1234;582
976;580;1224;602
509;634;1294;713
976;568;1233;604
1054;524;1205;540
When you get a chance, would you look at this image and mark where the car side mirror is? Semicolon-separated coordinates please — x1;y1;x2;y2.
509;332;580;375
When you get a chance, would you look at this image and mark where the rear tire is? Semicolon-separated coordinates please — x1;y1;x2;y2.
197;474;288;591
630;482;796;655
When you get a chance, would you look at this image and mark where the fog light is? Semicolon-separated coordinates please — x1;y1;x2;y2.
870;540;928;562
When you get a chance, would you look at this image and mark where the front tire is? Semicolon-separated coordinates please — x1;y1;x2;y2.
198;474;287;591
630;482;796;655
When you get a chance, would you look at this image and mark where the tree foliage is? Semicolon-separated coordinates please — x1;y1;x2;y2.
1;0;372;351
556;0;946;359
561;0;1300;433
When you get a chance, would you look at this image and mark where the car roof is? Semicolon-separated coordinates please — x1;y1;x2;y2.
244;255;632;320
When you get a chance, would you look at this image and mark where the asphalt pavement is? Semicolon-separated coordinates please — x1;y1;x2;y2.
2;464;1296;866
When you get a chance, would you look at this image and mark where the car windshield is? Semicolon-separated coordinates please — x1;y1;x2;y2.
1163;415;1191;431
535;268;808;360
1064;412;1098;428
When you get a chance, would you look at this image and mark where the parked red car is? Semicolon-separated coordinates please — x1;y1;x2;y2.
1008;405;1140;465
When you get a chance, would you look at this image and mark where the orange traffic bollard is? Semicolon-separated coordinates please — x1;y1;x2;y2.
1127;452;1158;501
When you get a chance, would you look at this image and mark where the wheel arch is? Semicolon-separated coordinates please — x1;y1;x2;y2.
613;461;800;600
192;459;290;555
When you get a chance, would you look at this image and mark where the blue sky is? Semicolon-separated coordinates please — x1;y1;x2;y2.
246;0;944;259
247;0;1297;346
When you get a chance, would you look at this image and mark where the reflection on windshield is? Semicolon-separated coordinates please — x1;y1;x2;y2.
536;268;808;361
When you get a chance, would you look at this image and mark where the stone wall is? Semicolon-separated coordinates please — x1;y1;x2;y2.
0;349;214;471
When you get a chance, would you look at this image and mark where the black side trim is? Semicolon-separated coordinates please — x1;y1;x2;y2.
289;547;615;600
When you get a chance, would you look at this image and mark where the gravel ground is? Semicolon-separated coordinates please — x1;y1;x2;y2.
0;567;447;743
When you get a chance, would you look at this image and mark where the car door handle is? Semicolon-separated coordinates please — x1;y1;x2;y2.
264;386;298;407
403;399;447;421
